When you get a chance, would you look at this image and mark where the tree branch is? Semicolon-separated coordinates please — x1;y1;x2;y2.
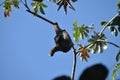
107;41;120;49
71;46;77;80
26;9;55;25
21;0;55;25
99;13;119;35
22;1;77;80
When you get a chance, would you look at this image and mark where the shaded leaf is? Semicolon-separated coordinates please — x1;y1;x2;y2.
88;34;107;54
111;15;120;27
110;26;115;32
109;26;118;36
56;0;75;14
118;26;120;32
118;0;120;10
112;63;120;80
100;21;108;26
71;0;77;2
116;50;120;62
31;1;47;15
12;0;19;8
114;28;118;36
39;6;45;14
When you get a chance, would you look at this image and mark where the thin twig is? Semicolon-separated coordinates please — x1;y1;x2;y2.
99;13;119;35
107;41;120;48
21;0;55;25
71;46;77;80
20;0;30;10
26;10;55;25
96;39;120;49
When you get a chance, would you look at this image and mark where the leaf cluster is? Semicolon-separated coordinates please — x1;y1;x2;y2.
3;0;19;17
101;14;120;36
31;1;48;15
88;34;107;53
73;20;89;43
112;51;120;80
49;0;76;14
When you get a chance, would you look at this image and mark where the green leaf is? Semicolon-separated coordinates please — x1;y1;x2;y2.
112;63;120;80
13;0;19;8
93;43;98;53
99;43;103;53
34;7;38;14
111;15;120;27
73;20;78;27
73;21;89;42
110;26;115;32
84;31;88;37
73;20;80;42
114;28;118;36
73;28;79;43
116;50;120;62
100;21;108;26
88;39;94;43
4;0;11;9
39;6;45;14
79;32;83;39
71;0;77;2
88;34;107;54
109;26;119;36
79;24;89;39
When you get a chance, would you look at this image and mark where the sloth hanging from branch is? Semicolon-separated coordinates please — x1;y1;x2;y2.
21;0;74;56
50;23;74;56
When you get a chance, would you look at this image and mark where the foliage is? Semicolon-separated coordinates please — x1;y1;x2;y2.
73;20;89;42
0;0;120;80
116;50;120;62
31;1;48;15
49;0;75;14
3;0;19;17
88;34;107;53
112;50;120;80
101;15;120;36
112;63;120;80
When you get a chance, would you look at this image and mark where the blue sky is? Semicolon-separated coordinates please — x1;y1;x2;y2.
0;0;120;80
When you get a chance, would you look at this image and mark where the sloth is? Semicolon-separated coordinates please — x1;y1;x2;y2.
50;23;73;56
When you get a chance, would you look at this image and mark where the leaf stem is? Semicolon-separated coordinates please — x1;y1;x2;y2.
107;41;120;49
